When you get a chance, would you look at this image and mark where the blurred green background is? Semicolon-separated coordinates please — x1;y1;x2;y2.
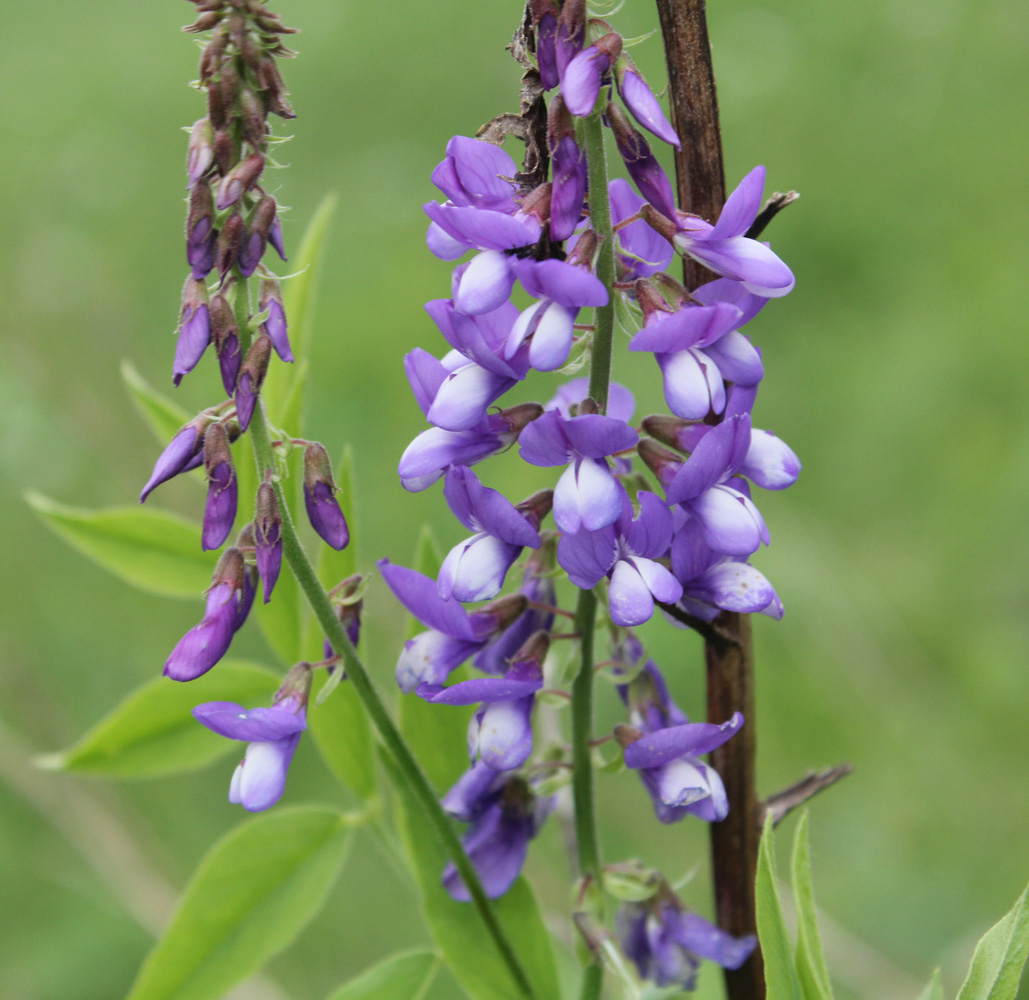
1;0;1026;997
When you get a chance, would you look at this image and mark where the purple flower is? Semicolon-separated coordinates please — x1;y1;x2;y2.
620;710;744;823
186;182;217;279
164;548;248;682
303;443;349;551
201;423;237;551
617;900;756;989
519;408;638;533
608;102;678;224
235;334;271;432
430;136;520;214
192;664;311;812
259;279;293;362
558;489;683;627
440;765;553;901
378;559;527;693
561;33;622;117
535;5;561;89
437;467;547;602
411;349;518;433
548;108;587;241
215;153;264;211
254;479;282;602
673;166;795;297
209;294;241;398
268;216;287;261
614;56;680;148
609;179;674;279
139;417;208;502
173;279;211;387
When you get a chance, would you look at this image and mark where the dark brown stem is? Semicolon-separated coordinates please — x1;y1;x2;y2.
654;4;763;997
761;764;853;828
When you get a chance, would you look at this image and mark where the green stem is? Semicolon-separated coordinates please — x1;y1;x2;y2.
235;276;538;1000
571;109;618;1000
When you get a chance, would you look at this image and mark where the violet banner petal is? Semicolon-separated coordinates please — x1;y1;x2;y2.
441;761;504;821
556;521;618;588
703;331;764;387
620;70;680;147
431;677;543;706
624;712;744;768
677;913;757;970
708;165;765;240
378;559;480;639
624;490;675;558
693;276;768;327
610;178;675;278
511;257;608;307
670;514;718;583
192;704;306;741
518;409;572;467
664;414;750;504
563;413;639;458
395;630;484;694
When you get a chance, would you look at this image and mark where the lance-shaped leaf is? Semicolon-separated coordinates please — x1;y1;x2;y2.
27;492;210;599
308;669;376;803
127;806;353;1000
324;949;440;1000
121;360;192;446
757;813;802;1000
37;661;280;779
917;970;944;1000
385;754;560;1000
956;883;1029;1000
791;811;833;1000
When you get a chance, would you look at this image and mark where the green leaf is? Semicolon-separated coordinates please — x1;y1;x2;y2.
757;814;802;1000
957;884;1029;1000
38;661;281;779
386;756;560;1000
121;359;191;446
917;969;944;1000
308;669;377;803
127;806;353;1000
791;811;833;1000
27;492;211;599
324;949;440;1000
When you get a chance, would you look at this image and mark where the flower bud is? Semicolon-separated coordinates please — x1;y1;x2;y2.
213;128;235;175
209;293;241;396
186;118;215;188
614;54;680;149
207;80;228;130
238;196;275;276
201;422;237;551
139;413;212;502
276;661;314;710
640;202;679;242
614;723;645;749
254;478;282;602
500;402;545;434
198;26;228;83
235;333;272;430
640;414;702;455
479;593;530;633
515;489;554;532
258;276;292;362
186;182;218;279
183;10;222;34
608;103;678;223
303;443;349;550
173;278;211;387
217;211;246;280
216;153;265;211
636;439;682;488
324;573;364;660
268;215;287;260
239;88;268;146
566;229;599;268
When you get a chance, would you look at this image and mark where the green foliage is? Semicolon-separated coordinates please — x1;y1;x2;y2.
956;885;1029;1000
120;360;191;446
308;668;377;803
26;492;211;599
917;970;945;1000
791;812;834;1000
127;806;353;1000
386;757;560;1000
324;949;440;1000
756;813;804;1000
37;660;280;779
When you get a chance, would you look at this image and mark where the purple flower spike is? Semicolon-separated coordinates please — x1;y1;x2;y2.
441;768;553;901
201;423;237;551
617;900;756;989
164;548;246;681
615;56;680;148
303;443;349;551
139;417;208;502
193;663;311;812
173;279;211;387
674;166;795;298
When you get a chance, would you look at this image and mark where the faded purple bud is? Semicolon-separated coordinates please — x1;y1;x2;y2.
235;334;272;431
614;55;680;148
259;277;292;362
209;293;241;397
238;196;277;278
139;414;211;501
239;88;267;147
186;118;215;187
202;422;237;551
164;547;246;681
217;211;246;280
303;443;349;550
173;278;211;387
216;153;265;211
608;103;678;223
254;478;282;602
534;0;561;89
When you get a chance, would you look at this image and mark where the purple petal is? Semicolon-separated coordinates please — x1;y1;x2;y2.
670;514;718;583
202;462;237;551
264;299;293;363
620;69;680;147
686;485;767;556
396;630;484;693
553;457;624;533
677;913;757;970
405;348;450;417
470;697;536;770
518;409;571;466
193;703;305;741
427;363;517;432
453;251;517;315
675;234;794;297
550;136;587;241
629;301;743;354
664;414;751;504
235;373;258;431
703;331;764;386
140;426;203;502
624;490;674;558
563;413;638;459
232;733;301;811
431;676;542;706
173;304;211;387
434;137;519;212
609;560;657;627
443;806;532;900
163;584;236;681
689;560;782;616
443;466;540;546
658;349;725;420
610;179;674;278
427;221;468;260
624;712;744;768
424;202;540;252
377;559;487;640
557;521;618;588
438;534;523;603
441;761;504;821
256;536;282;603
304;482;349;550
510;257;608;307
693;276;768;327
398;424;506;490
561;46;608;117
633;556;683;604
740;429;801;490
708;166;765;240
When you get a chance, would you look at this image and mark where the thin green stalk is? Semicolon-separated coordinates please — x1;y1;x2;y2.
571;108;619;1000
235;276;538;1000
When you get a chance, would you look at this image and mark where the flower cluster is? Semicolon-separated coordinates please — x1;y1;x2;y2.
380;5;798;940
142;1;354;811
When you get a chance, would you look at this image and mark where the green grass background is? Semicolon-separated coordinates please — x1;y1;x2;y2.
1;0;1026;997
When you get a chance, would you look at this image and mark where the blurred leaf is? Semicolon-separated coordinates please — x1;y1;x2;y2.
324;949;440;1000
757;814;802;1000
27;492;210;599
121;359;190;446
956;884;1029;1000
37;661;280;779
127;806;353;1000
309;669;377;803
791;811;833;1000
263;192;336;424
386;756;560;1000
397;526;472;794
917;970;944;1000
317;444;359;591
